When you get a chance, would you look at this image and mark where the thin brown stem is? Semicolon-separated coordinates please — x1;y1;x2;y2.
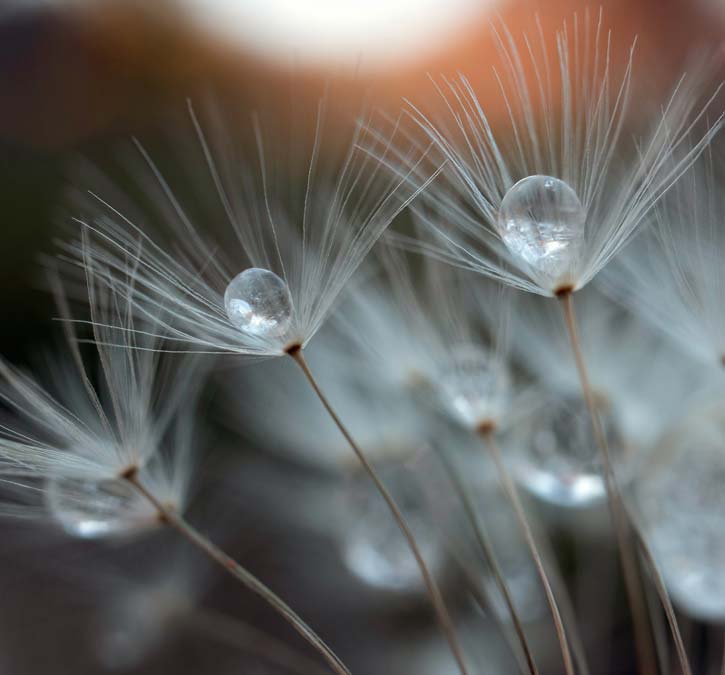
480;428;575;675
289;348;469;675
123;471;350;675
559;291;656;675
188;608;331;675
635;528;692;675
436;447;539;675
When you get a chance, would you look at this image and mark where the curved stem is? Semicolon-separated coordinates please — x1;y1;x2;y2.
635;528;692;675
289;349;469;675
559;291;656;675
188;608;331;675
123;472;350;675
480;429;575;675
435;446;539;675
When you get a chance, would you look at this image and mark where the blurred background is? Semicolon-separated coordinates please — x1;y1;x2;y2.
1;1;725;673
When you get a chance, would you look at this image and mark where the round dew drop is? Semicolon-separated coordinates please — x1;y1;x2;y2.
45;476;157;539
497;175;585;283
224;268;293;339
513;394;625;508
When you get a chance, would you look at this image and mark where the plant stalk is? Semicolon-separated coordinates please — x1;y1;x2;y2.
436;446;539;675
635;527;692;675
559;290;656;675
124;471;350;675
480;428;575;675
289;348;469;675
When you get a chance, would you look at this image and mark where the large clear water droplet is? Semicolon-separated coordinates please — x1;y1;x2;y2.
497;175;585;283
438;345;510;429
45;477;158;539
224;268;293;338
639;440;725;621
340;466;444;593
512;394;626;508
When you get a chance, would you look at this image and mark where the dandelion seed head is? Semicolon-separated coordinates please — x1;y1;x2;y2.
224;268;294;342
498;176;585;288
438;344;511;431
372;12;723;297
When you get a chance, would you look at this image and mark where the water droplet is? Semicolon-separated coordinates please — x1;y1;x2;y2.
224;268;293;339
639;440;725;621
497;175;585;284
513;394;625;508
96;591;174;670
477;484;546;624
341;467;443;593
45;477;157;539
438;345;510;429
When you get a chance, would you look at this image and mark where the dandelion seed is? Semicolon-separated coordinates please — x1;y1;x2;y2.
65;98;467;673
373;14;722;668
332;237;571;675
0;263;349;675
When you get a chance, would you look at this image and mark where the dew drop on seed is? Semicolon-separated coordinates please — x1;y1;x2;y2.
497;175;585;282
513;394;625;508
341;468;443;593
438;345;510;429
224;268;293;339
638;441;725;622
45;477;156;539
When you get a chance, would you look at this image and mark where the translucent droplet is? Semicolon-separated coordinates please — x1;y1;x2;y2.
224;268;293;339
639;441;725;621
497;175;585;283
513;394;625;508
96;588;181;670
45;477;158;539
341;467;444;593
438;345;510;429
477;483;546;624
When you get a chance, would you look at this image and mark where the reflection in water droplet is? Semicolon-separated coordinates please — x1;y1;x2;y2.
224;268;294;339
498;175;585;284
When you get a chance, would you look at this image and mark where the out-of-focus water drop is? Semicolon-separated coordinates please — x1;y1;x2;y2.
96;585;186;670
341;466;444;593
513;394;625;508
224;268;293;339
497;175;585;284
438;344;510;429
639;439;725;621
477;483;546;624
45;477;157;539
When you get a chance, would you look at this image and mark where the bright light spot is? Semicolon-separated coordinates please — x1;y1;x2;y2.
179;0;498;70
